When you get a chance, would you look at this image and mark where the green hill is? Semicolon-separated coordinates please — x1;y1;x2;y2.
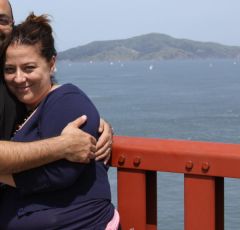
58;33;240;62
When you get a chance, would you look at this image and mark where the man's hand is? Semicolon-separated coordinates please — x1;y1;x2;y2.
61;115;97;163
96;118;113;164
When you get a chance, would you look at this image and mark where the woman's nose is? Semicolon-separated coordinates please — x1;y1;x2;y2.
14;70;26;83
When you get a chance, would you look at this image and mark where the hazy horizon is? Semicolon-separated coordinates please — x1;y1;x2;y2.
10;1;240;51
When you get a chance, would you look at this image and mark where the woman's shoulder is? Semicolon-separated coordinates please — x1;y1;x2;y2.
43;83;90;104
37;83;100;138
53;83;84;95
39;83;99;116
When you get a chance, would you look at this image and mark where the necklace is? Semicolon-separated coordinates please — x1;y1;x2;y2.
13;109;37;135
12;85;59;136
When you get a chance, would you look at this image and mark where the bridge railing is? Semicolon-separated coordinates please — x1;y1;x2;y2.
110;136;240;230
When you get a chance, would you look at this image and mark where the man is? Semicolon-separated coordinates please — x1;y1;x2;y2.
0;0;112;174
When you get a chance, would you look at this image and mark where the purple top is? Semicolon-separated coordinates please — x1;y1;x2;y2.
0;84;114;229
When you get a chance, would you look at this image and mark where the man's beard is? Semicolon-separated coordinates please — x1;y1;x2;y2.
0;31;9;73
0;31;9;57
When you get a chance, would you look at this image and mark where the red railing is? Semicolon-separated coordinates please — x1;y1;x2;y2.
110;136;240;230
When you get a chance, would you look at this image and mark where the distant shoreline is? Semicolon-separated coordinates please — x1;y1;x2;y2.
58;33;240;62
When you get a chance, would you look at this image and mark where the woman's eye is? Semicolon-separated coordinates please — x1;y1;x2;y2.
4;67;15;74
24;66;35;73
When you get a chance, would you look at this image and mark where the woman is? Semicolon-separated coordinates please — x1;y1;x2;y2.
0;13;119;229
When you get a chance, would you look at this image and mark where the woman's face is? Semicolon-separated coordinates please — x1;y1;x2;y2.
4;44;55;110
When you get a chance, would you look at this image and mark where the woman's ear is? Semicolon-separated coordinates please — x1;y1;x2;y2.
49;56;56;75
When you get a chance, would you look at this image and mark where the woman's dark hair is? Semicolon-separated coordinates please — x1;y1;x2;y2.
9;12;57;61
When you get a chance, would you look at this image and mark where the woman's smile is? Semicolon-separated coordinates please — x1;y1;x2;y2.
4;44;55;109
15;84;32;91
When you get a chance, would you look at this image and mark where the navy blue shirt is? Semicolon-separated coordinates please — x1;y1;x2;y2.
0;84;114;229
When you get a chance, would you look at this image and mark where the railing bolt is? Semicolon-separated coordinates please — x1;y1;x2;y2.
133;157;141;167
118;155;125;166
185;160;193;171
202;162;210;172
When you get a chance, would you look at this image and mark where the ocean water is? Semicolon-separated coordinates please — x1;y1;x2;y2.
56;59;240;230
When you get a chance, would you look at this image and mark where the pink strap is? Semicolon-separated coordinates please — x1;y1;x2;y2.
105;209;120;230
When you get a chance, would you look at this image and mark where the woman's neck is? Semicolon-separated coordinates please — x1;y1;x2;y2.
26;84;60;111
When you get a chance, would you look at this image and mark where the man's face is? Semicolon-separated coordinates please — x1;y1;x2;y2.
0;0;13;49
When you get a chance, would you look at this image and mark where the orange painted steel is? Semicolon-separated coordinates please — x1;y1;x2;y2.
110;136;238;230
184;175;224;230
118;169;147;230
117;168;157;230
184;175;216;230
112;136;240;178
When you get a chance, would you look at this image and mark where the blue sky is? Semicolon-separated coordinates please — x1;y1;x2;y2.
10;0;240;51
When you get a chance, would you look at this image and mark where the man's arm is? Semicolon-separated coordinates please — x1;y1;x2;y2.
0;115;96;174
0;117;113;187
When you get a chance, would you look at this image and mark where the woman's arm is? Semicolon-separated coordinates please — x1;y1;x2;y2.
12;87;100;195
0;115;97;187
0;115;96;174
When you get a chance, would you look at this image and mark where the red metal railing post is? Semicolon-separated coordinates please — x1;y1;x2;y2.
110;136;235;229
118;168;147;230
184;175;223;230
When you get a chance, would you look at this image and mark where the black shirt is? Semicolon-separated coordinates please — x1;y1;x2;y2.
0;79;26;140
